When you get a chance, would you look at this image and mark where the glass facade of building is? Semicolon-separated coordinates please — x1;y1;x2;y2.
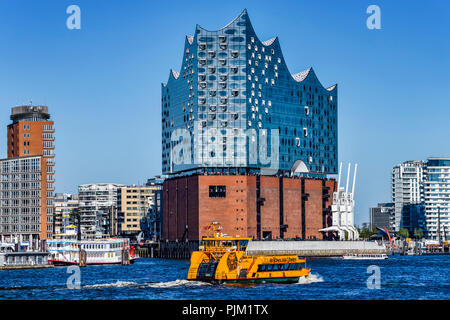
162;10;337;176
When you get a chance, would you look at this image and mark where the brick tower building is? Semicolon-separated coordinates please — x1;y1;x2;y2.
0;105;55;241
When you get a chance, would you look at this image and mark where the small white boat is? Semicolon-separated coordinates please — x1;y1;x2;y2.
342;253;388;260
0;243;15;253
48;238;138;266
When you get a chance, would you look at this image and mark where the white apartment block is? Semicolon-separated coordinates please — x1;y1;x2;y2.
78;183;124;237
423;158;450;240
391;160;424;232
0;156;47;243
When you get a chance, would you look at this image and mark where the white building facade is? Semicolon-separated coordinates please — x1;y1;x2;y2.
391;161;424;232
78;183;124;237
423;158;450;240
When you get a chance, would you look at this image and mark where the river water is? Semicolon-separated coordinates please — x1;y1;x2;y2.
0;255;448;300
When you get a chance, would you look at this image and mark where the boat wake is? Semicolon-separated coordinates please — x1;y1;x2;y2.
147;279;210;288
84;281;139;289
84;279;210;289
296;273;324;285
83;275;321;289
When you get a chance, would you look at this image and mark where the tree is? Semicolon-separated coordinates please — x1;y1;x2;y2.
399;228;409;239
358;225;377;239
413;228;423;239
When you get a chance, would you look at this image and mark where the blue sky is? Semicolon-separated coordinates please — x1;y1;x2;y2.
0;0;449;226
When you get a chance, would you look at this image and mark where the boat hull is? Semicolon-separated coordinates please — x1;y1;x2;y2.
222;276;301;284
49;257;139;266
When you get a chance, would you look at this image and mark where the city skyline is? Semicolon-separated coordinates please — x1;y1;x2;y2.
1;0;449;226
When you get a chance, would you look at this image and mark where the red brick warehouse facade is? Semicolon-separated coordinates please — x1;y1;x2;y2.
163;174;336;241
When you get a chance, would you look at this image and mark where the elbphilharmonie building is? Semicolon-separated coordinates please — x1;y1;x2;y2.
162;9;337;176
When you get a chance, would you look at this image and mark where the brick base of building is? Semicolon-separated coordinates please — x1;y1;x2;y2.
162;174;336;241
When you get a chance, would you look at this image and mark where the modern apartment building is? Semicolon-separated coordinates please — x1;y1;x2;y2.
117;184;162;238
161;9;337;176
423;157;450;240
53;193;79;235
0;156;48;243
78;183;124;237
369;203;394;232
0;105;55;241
392;160;424;232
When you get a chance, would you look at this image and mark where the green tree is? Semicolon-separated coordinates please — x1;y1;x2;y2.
358;225;377;239
399;228;409;239
413;228;423;239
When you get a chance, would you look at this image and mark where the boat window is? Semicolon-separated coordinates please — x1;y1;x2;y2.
223;241;232;247
288;263;300;270
238;240;248;247
257;264;267;272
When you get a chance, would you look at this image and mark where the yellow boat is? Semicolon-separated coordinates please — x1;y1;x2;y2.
187;222;311;284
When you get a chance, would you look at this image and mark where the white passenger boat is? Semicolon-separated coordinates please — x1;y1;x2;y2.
342;253;388;260
48;238;138;266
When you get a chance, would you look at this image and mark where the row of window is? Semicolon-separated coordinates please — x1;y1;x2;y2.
0;224;41;232
1;158;41;172
257;263;304;272
0;182;41;189
0;216;41;223
0;199;41;206
43;125;54;131
1;174;42;181
0;207;41;214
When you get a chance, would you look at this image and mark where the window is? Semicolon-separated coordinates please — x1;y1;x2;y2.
209;185;226;198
